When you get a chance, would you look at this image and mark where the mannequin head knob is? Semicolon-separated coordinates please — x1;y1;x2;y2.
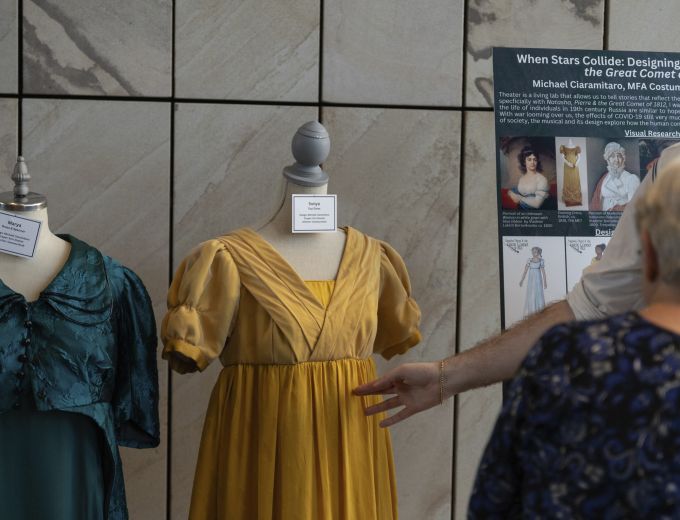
292;121;330;166
0;156;47;211
12;156;30;198
283;121;330;187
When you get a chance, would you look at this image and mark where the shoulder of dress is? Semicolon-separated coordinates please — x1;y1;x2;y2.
203;236;233;248
342;226;380;253
101;253;121;272
101;254;126;291
101;255;148;300
214;228;263;251
373;237;397;259
181;238;232;262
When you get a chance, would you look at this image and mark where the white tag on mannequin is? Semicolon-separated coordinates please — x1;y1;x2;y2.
0;211;42;258
291;194;337;233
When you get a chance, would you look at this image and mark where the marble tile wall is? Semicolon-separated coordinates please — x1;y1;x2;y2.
466;0;605;106
175;0;319;101
0;0;640;518
608;1;680;51
0;0;17;93
323;0;464;105
0;98;17;189
24;0;172;96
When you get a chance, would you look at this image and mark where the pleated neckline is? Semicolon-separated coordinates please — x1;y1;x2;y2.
220;227;366;359
239;227;353;316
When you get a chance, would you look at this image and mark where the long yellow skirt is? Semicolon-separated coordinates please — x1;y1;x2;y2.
189;358;398;520
563;165;582;206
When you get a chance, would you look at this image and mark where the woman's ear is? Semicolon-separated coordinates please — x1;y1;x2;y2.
641;229;659;283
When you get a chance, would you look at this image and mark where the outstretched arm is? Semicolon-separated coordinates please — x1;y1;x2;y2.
356;152;655;428
354;300;575;427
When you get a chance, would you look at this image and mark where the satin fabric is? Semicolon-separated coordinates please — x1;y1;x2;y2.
162;227;422;520
0;235;159;519
0;393;105;519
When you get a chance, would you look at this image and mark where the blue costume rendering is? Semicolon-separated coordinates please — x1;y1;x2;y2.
523;258;545;316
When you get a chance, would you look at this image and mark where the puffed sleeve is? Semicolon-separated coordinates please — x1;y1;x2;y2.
373;242;422;359
112;267;160;449
161;240;240;374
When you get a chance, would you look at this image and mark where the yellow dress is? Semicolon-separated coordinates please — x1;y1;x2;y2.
560;144;582;206
161;227;421;520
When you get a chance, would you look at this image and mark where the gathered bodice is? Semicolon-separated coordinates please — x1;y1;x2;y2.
162;227;422;372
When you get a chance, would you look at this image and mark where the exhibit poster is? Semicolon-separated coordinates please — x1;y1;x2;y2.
494;47;680;327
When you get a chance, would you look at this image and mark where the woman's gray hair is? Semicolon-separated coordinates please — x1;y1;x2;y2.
604;141;625;160
636;160;680;284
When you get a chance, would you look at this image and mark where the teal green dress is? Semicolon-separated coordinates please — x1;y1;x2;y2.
0;392;106;518
0;235;159;520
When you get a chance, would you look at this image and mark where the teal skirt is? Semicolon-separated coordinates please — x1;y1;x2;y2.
0;395;106;519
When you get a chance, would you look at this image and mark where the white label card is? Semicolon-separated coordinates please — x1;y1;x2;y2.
0;211;42;258
292;194;337;233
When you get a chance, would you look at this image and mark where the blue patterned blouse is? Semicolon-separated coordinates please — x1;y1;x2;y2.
0;235;159;519
469;312;680;519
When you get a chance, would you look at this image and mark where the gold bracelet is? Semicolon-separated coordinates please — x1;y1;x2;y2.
439;359;446;405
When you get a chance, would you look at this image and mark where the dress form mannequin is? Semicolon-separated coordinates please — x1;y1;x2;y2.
0;157;70;301
257;121;346;281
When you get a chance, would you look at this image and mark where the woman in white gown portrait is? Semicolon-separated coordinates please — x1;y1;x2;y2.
519;246;547;316
508;146;550;210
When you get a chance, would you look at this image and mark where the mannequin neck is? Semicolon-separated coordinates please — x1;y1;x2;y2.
5;207;60;246
262;181;329;235
20;206;50;229
0;206;71;301
255;180;345;280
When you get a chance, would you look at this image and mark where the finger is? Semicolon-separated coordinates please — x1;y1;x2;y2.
379;408;414;428
353;373;402;395
353;385;400;397
364;396;402;416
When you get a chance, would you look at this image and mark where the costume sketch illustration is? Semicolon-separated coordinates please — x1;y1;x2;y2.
520;246;547;316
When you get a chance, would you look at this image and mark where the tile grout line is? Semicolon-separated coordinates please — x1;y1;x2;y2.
9;92;494;112
167;0;177;518
451;113;467;520
318;0;324;123
17;0;23;155
166;102;174;520
451;0;473;515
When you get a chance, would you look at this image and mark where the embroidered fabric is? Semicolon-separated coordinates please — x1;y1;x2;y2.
0;235;159;520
